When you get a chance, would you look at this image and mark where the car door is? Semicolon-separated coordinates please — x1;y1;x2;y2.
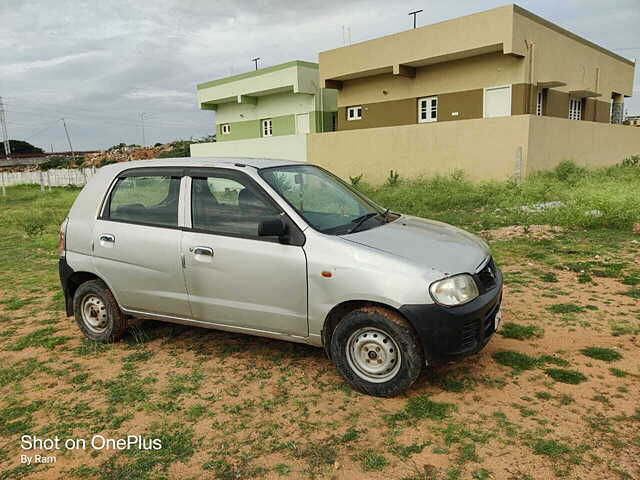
181;169;308;337
92;168;191;317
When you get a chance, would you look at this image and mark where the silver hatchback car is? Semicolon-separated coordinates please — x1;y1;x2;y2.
59;158;502;397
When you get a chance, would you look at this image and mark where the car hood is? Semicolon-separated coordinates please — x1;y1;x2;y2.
340;215;490;275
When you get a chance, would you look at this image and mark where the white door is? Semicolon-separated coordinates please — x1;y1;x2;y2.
296;113;310;134
484;85;512;118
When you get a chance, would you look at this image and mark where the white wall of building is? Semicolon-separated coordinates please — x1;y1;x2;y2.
190;135;308;162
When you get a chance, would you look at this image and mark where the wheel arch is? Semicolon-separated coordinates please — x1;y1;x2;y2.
321;300;417;359
63;271;102;316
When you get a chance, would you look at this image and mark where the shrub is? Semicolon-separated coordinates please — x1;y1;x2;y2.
20;213;46;237
349;174;363;186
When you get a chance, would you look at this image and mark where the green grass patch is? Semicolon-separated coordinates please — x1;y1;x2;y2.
355;450;389;471
580;347;623;362
499;323;544;340
531;438;573;458
492;350;538;372
547;303;586;314
544;368;588;384
609;367;631;378
6;327;70;351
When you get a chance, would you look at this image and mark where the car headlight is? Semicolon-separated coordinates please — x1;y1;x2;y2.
429;274;479;306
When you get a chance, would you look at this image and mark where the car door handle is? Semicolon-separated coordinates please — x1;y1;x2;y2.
190;246;214;256
99;234;115;243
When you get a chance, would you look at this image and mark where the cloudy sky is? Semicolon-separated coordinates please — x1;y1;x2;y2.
1;0;639;151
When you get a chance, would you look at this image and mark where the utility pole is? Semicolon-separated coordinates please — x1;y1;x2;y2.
0;97;9;197
0;96;10;161
252;57;260;70
140;112;146;147
409;9;423;29
61;118;76;163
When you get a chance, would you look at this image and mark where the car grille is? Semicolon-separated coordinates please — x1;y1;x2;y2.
460;318;481;351
458;299;500;352
476;257;497;291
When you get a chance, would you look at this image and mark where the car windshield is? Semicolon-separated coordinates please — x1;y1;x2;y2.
260;165;391;235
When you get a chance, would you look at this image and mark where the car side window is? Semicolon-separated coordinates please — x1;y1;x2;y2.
108;175;181;227
191;173;280;238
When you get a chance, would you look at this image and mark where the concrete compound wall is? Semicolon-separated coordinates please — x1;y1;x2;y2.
527;116;640;173
307;115;640;184
1;168;96;187
307;116;530;183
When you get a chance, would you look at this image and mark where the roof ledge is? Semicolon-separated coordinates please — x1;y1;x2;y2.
569;89;602;98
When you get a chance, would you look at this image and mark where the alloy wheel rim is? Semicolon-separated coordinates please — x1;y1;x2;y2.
346;327;401;383
81;295;108;334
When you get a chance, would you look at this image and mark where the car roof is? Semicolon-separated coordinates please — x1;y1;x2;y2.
101;157;304;173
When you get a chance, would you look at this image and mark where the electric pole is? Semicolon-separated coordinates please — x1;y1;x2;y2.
252;57;260;70
61;118;76;163
0;96;10;162
409;9;423;29
0;97;7;197
140;112;146;147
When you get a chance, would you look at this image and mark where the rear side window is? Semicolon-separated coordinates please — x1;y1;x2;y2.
191;172;280;237
108;176;181;227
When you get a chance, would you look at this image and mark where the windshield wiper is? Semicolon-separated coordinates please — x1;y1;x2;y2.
348;212;379;234
382;208;391;223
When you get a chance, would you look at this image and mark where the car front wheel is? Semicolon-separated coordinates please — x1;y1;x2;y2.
330;306;423;397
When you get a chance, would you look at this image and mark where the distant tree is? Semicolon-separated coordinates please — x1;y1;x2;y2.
1;139;44;155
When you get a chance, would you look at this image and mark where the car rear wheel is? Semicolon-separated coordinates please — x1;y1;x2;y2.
73;279;127;342
330;306;423;397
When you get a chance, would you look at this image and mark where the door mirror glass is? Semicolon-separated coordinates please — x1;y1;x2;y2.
258;217;286;237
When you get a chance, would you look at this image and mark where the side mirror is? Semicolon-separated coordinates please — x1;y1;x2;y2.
258;217;286;238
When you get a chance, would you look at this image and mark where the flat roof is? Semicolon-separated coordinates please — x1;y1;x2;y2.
197;60;318;91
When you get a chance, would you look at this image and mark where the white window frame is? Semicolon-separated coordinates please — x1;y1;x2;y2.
536;90;544;116
347;106;362;121
483;84;512;118
569;98;582;121
221;123;231;135
418;96;438;123
261;118;273;137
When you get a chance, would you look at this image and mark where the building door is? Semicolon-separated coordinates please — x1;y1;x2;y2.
296;113;310;134
484;85;512;118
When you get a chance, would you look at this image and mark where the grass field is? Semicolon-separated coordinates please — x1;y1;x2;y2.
0;162;639;480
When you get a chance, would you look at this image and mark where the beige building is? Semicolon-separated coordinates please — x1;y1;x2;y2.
308;4;640;182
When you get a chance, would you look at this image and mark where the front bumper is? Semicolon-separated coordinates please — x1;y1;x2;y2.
400;267;503;364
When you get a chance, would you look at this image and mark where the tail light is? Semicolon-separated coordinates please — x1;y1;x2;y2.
58;218;68;257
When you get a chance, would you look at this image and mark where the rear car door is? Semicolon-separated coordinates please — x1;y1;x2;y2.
181;168;308;336
92;168;191;317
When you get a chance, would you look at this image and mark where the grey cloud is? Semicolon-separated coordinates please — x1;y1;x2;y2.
1;0;638;151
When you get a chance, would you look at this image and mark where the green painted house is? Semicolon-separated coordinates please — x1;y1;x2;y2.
191;61;337;161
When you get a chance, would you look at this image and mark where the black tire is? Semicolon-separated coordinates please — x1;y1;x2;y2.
73;279;127;343
330;306;423;397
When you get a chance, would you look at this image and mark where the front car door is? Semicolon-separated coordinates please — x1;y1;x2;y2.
92;168;191;317
181;168;308;337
